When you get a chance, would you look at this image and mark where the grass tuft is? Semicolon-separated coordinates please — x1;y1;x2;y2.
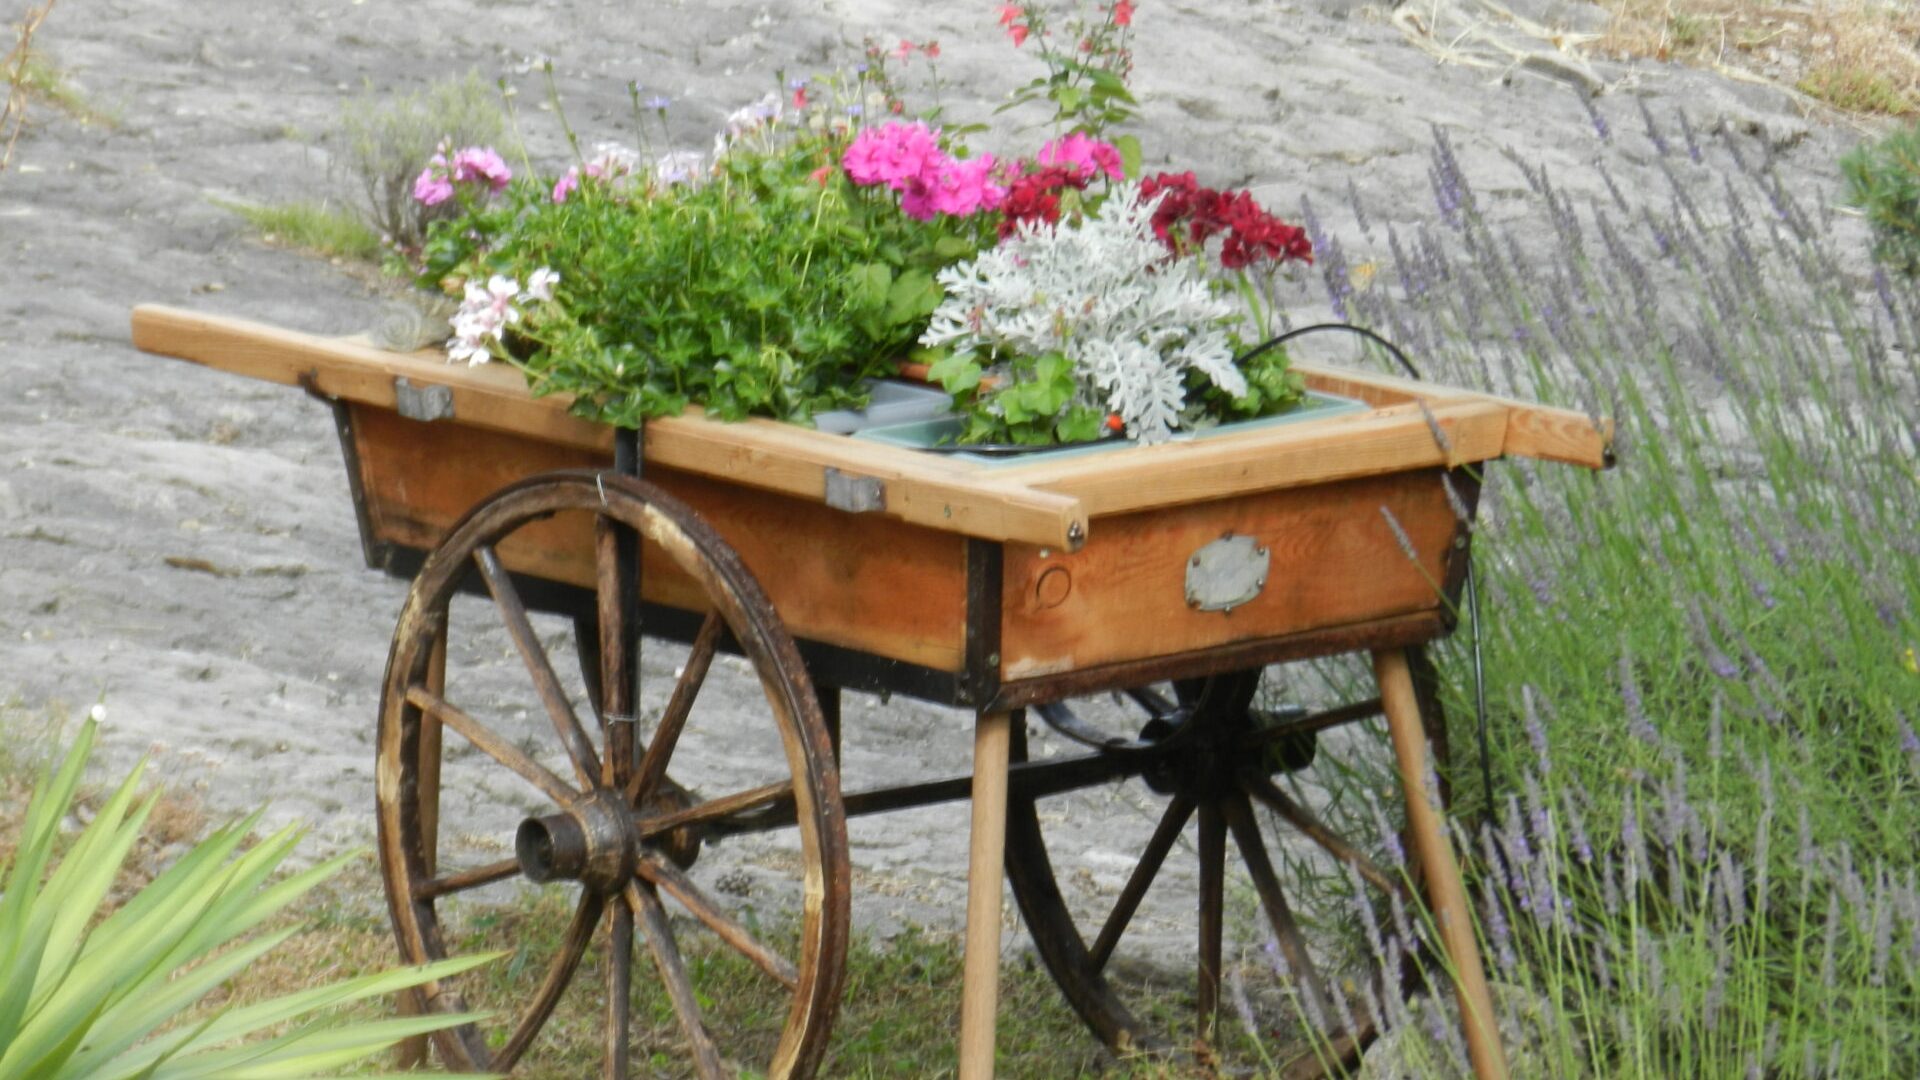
1799;63;1914;116
1603;0;1920;117
213;198;385;262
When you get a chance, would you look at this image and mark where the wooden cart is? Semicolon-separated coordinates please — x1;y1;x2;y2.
131;304;1611;1080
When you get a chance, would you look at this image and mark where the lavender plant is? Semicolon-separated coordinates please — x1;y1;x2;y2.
1243;98;1919;1076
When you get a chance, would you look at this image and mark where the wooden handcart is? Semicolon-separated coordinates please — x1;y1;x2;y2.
131;304;1611;1080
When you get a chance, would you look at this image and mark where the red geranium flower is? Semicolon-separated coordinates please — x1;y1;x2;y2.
1139;171;1312;269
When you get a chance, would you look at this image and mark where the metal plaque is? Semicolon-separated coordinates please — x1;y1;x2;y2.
1184;533;1269;612
393;377;454;422
823;467;886;513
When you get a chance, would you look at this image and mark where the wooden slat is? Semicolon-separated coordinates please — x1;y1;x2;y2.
995;401;1510;517
130;305;1086;550
131;303;612;449
1295;361;1613;470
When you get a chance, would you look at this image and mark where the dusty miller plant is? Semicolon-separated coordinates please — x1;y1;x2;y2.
922;182;1245;444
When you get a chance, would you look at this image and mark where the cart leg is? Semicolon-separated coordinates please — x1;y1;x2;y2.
959;709;1013;1080
1374;649;1508;1080
396;633;447;1070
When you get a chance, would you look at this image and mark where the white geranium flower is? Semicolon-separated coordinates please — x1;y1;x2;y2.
524;267;560;303
446;274;524;366
922;183;1245;444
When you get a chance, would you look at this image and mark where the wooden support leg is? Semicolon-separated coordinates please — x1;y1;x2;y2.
1374;649;1508;1080
959;709;1013;1080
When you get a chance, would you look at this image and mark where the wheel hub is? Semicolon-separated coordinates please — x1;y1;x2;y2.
1138;708;1247;799
516;790;640;893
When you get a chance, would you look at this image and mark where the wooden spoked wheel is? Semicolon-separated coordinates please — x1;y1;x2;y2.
375;471;850;1079
1006;660;1441;1070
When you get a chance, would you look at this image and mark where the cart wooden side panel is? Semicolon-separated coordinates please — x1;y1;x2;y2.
349;404;971;671
997;467;1468;681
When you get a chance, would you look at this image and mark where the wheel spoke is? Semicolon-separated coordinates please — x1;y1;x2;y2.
636;781;794;839
595;516;635;788
1089;793;1196;972
414;857;519;900
1224;793;1340;1035
637;853;800;991
627;882;727;1080
606;900;634;1080
475;544;602;788
1242;772;1402;897
493;890;606;1073
407;686;577;807
1197;801;1226;1045
626;611;724;805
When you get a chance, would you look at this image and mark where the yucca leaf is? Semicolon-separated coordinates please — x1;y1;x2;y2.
81;812;268;956
95;953;499;1078
110;826;309;980
134;1013;490;1080
29;780;159;1001
11;998;111;1080
0;722;99;1050
49;927;304;1078
7;818;287;1072
3;722;502;1080
152;844;355;972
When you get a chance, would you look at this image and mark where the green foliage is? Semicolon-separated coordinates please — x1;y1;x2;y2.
995;1;1141;146
336;71;507;252
0;719;497;1079
1843;119;1920;274
1191;344;1307;422
213;198;383;261
420;139;997;428
927;349;1109;445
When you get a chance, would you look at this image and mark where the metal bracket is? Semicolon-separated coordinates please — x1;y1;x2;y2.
1184;533;1270;613
823;467;886;514
393;377;454;422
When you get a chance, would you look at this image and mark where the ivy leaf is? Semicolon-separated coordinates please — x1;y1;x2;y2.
1056;406;1105;443
849;263;893;310
933;236;976;260
929;353;983;397
885;268;942;325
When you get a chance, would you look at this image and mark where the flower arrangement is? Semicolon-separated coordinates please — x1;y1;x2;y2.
402;1;1315;445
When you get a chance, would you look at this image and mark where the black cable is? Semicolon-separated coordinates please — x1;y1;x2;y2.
1239;322;1498;809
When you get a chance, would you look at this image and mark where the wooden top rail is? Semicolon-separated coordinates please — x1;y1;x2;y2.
130;304;1611;550
1292;362;1613;471
131;305;1087;550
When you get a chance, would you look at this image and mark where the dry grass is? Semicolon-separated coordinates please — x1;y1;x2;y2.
1601;0;1920;114
2;0;58;171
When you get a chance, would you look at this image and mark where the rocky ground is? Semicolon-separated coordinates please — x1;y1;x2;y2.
0;0;1878;1002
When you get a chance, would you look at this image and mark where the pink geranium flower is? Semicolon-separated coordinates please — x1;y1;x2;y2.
926;154;1007;217
449;146;512;191
1036;133;1124;182
842;122;943;190
413;168;455;206
413;144;513;206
